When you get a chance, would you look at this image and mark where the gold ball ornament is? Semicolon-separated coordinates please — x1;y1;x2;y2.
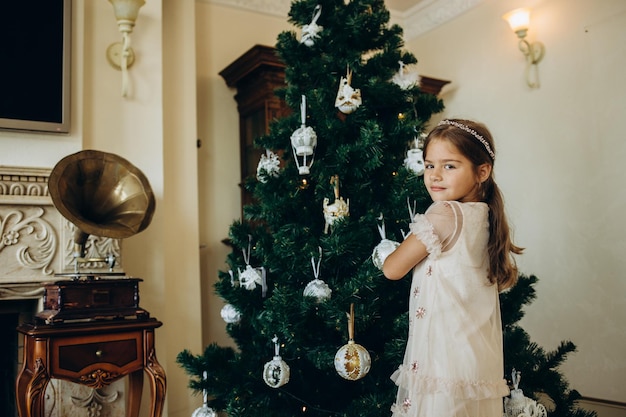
334;340;371;381
334;304;371;380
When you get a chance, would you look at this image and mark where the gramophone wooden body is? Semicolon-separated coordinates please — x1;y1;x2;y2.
37;277;149;324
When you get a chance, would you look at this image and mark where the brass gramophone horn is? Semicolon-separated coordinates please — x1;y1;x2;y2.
48;150;156;261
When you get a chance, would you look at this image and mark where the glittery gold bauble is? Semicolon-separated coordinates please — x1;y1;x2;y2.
334;340;371;380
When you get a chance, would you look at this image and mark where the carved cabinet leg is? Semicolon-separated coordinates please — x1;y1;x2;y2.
16;358;49;417
145;346;167;417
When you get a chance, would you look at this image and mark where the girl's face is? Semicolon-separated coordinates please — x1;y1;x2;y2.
423;138;491;203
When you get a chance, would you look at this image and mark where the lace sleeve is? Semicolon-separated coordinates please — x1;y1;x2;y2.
409;213;442;259
409;201;463;256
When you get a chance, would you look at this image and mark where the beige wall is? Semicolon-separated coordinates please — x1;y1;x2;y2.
407;0;626;408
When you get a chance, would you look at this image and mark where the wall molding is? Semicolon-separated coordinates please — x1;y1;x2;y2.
201;0;486;40
578;397;626;417
401;0;485;39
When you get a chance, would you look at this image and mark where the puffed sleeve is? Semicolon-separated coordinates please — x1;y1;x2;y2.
409;201;462;258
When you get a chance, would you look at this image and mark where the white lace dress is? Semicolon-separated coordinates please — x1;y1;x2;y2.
390;201;509;417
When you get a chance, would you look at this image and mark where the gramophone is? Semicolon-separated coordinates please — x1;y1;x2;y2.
36;150;156;324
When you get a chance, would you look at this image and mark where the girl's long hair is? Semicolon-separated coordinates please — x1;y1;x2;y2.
424;119;523;291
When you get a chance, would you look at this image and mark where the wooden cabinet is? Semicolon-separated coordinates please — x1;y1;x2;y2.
16;319;166;417
219;45;291;212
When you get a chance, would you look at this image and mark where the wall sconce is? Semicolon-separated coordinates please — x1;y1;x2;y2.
502;8;545;88
106;0;145;98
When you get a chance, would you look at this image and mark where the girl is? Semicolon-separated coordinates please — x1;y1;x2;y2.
383;119;523;417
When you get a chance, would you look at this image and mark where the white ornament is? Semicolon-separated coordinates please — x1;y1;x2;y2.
372;239;399;271
257;149;280;183
290;95;317;175
291;126;317;156
372;214;400;270
220;304;241;324
303;248;332;302
334;304;371;381
263;335;290;388
504;369;548;417
238;236;267;296
301;5;323;47
239;264;264;291
335;68;362;114
391;61;419;90
404;148;425;175
323;175;349;234
192;371;218;417
192;405;217;417
303;279;332;301
404;135;425;176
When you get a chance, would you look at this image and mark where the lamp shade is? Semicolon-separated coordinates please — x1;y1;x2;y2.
109;0;145;22
503;8;530;34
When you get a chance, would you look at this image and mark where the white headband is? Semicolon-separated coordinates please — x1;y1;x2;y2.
437;120;495;160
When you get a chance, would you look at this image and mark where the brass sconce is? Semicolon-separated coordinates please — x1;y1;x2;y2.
503;8;545;88
106;0;146;98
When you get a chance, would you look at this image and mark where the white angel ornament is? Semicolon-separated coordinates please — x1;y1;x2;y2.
301;5;323;47
504;369;548;417
335;68;362;114
256;149;280;183
391;61;419;90
404;136;426;175
237;235;267;297
323;175;349;234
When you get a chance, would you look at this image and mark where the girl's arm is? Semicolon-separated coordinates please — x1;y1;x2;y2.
382;235;428;280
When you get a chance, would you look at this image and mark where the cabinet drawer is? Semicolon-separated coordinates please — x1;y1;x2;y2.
50;331;143;382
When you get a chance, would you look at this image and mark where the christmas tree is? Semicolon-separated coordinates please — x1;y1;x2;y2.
177;1;594;416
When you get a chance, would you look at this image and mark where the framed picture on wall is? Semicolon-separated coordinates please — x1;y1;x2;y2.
0;0;71;134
